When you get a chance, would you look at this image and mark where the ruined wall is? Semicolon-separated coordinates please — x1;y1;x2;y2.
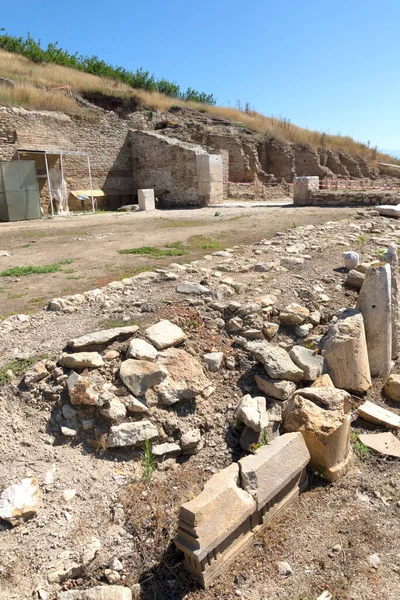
258;140;295;181
0;106;133;211
304;190;400;206
130;130;210;207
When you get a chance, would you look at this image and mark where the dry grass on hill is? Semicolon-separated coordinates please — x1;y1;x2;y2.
0;49;398;166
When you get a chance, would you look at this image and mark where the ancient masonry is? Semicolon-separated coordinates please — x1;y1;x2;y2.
175;432;310;587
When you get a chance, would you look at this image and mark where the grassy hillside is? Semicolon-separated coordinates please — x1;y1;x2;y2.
0;48;398;168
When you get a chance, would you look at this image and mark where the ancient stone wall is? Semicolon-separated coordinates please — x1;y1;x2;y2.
0;106;133;212
303;189;400;206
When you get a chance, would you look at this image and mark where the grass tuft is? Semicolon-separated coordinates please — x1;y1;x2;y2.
141;438;156;482
0;259;74;277
0;355;47;385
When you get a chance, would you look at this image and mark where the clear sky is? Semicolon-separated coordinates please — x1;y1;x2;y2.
2;0;399;150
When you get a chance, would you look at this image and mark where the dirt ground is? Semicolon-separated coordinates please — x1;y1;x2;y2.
1;208;399;600
0;204;356;319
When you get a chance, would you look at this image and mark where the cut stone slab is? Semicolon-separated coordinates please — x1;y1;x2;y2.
176;463;256;563
356;263;392;378
106;420;158;448
152;442;181;458
248;341;304;381
358;432;400;458
176;282;215;297
289;346;324;381
203;352;224;372
127;338;158;362
234;395;269;432
384;374;400;402
376;204;400;218
239;432;310;508
145;319;187;350
322;309;371;392
357;400;400;430
68;326;139;349
0;477;39;526
59;352;104;369
57;587;132;600
155;347;211;405
119;359;167;396
279;303;310;326
255;374;296;401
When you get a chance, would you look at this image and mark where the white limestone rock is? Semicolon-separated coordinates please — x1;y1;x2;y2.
0;477;39;526
145;319;186;350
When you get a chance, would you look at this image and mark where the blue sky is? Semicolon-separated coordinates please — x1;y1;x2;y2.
2;0;399;150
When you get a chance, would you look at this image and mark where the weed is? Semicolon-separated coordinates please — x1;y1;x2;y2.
377;248;387;259
20;244;31;248
0;259;74;277
0;355;48;385
28;296;46;305
357;234;367;245
7;292;28;299
99;317;140;330
66;275;81;280
291;221;297;228
62;268;75;274
119;245;188;257
253;430;269;451
214;211;221;217
350;432;371;460
141;438;156;482
188;235;222;250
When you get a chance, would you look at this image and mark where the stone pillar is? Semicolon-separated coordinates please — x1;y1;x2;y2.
385;243;400;359
356;263;392;378
138;189;155;211
197;154;224;205
293;176;319;205
321;309;371;392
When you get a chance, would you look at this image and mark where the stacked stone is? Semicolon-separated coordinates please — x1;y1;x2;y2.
175;433;310;588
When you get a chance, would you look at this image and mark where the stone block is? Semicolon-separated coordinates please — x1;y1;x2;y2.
239;432;310;511
283;389;351;481
138;188;155;211
356;263;392;377
293;176;319;205
197;154;224;205
322;309;371;392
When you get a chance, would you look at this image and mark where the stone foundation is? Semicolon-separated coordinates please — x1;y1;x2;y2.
296;189;400;207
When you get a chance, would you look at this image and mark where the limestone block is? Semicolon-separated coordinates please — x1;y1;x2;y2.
293;176;319;205
197;154;224;205
106;420;158;447
385;243;400;359
289;346;324;381
0;477;39;526
357;400;400;430
356;263;392;377
176;463;256;562
358;432;400;458
57;586;132;600
255;373;296;401
239;432;310;509
68;326;139;349
155;347;211;405
321;309;371;392
59;352;104;369
127;338;158;361
279;303;310;325
138;188;155;211
345;269;365;290
145;319;186;350
384;374;400;402
248;341;304;381
376;204;400;218
283;389;352;481
119;359;168;396
234;394;269;431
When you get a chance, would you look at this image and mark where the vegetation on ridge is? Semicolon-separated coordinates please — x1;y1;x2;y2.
0;29;216;105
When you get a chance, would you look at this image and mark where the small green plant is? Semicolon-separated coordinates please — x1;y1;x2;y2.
377;248;386;259
357;234;367;245
188;235;222;250
253;430;269;450
291;221;297;229
350;432;371;460
0;355;47;385
0;259;74;277
141;438;156;482
214;211;221;217
20;244;32;248
7;292;28;299
119;244;188;257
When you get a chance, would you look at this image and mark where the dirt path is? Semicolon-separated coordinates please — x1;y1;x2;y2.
0;204;356;318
